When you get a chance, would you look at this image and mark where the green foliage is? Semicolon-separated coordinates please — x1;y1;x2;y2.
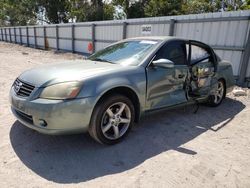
112;0;149;18
37;0;70;24
0;0;37;26
145;0;182;17
181;0;214;14
241;0;250;10
69;0;114;22
103;3;115;20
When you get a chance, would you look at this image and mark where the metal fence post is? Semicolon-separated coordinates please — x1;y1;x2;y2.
4;28;6;41
3;28;4;41
26;26;29;46
34;27;37;48
72;24;75;53
238;29;250;86
0;28;2;41
19;28;22;45
14;27;16;43
122;22;127;39
169;19;176;36
91;23;96;53
56;25;59;51
43;26;47;49
9;28;12;42
5;28;7;41
0;28;3;41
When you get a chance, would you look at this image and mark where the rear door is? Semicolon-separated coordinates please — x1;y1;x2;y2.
146;40;189;110
187;41;217;96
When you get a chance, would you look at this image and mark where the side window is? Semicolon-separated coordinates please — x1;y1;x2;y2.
186;44;210;64
155;41;186;65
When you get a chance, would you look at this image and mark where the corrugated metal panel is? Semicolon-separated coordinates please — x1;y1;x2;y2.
75;40;89;53
10;28;14;35
15;29;20;43
95;25;122;41
16;35;20;43
10;29;15;41
47;38;56;48
127;24;141;38
21;28;27;44
29;37;35;45
75;26;91;39
28;27;34;36
59;26;71;38
59;39;72;50
36;28;44;37
21;28;26;35
36;37;44;47
46;27;56;37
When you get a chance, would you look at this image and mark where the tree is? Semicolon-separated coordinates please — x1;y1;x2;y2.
211;0;245;11
68;0;114;22
112;0;149;18
242;0;250;9
181;0;213;14
37;0;70;24
0;0;37;26
103;2;115;20
144;0;183;17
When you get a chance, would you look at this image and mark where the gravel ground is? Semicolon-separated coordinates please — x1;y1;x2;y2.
0;42;250;188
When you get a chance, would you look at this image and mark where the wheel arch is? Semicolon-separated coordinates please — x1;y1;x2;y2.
93;86;141;123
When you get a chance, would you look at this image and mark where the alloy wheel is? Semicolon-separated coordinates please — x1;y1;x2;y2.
101;102;131;140
213;81;224;104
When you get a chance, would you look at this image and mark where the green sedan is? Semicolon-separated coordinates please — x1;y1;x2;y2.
9;36;235;144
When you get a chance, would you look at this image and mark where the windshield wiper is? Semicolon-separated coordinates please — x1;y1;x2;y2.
90;58;114;64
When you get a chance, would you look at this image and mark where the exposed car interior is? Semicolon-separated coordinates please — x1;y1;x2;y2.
186;41;216;99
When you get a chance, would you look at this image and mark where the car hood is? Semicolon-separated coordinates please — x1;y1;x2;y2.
19;60;128;87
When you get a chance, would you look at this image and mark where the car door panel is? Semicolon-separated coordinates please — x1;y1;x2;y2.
145;40;189;110
146;65;188;109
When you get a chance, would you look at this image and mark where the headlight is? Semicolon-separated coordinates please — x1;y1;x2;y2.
40;82;82;100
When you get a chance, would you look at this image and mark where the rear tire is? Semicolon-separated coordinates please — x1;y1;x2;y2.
207;79;226;107
88;94;135;145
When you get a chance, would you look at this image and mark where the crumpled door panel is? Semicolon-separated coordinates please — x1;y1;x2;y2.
189;61;215;96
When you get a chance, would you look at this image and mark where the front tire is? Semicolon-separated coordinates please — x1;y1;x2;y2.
88;94;135;145
207;79;226;107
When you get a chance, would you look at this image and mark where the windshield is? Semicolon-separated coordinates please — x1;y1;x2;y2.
88;40;159;66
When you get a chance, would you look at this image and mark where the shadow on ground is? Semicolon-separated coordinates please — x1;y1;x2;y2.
10;98;245;184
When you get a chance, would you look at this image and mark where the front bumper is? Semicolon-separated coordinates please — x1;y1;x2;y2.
9;87;95;135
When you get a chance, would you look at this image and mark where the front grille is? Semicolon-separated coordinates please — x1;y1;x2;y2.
13;78;35;97
15;109;33;124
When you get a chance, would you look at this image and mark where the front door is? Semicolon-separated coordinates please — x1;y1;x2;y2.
146;40;189;110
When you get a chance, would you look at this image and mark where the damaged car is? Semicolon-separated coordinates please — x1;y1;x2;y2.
9;36;234;144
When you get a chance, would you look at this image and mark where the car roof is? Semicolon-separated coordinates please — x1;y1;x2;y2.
124;36;183;42
123;36;211;49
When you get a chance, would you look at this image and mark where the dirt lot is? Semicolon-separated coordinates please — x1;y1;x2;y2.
0;42;250;188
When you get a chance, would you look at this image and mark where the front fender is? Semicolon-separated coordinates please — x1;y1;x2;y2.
77;67;147;112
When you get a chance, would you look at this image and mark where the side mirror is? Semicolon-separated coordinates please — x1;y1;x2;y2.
152;59;174;68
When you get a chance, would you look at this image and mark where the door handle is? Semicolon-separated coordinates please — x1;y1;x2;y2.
178;74;185;79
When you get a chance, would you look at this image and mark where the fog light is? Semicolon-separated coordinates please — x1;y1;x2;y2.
39;119;47;127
